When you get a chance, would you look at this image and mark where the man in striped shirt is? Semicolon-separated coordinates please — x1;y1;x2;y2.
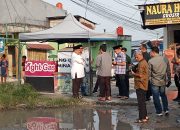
112;45;128;99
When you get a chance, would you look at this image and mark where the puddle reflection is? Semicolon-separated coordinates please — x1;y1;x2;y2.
0;108;133;130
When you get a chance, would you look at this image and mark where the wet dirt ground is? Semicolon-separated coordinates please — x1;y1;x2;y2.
2;78;180;130
0;103;179;130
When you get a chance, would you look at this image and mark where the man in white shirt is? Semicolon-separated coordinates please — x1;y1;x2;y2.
71;45;85;98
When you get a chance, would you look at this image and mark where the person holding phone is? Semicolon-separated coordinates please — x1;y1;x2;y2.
131;51;149;123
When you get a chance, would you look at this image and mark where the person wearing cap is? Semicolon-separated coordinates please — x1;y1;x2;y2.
122;47;131;97
112;45;128;99
71;45;85;98
96;44;112;101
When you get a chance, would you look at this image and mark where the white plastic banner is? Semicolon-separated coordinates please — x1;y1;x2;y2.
58;52;72;73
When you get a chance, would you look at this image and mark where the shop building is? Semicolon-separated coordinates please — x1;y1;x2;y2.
138;1;180;49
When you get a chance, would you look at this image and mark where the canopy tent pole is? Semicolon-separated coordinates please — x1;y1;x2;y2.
17;41;25;84
88;38;93;96
18;41;21;84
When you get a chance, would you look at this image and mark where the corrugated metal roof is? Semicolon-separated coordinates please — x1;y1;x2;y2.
0;0;66;26
27;44;54;50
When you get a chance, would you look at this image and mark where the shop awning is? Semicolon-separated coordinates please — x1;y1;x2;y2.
27;44;54;50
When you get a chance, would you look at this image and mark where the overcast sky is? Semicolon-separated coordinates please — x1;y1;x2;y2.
43;0;163;41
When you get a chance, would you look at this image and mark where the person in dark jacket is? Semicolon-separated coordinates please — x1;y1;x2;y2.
122;47;131;97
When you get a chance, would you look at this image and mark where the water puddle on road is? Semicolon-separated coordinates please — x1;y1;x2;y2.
0;107;132;130
0;107;179;130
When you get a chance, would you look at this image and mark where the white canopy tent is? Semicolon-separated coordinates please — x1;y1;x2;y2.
19;13;118;42
18;13;119;93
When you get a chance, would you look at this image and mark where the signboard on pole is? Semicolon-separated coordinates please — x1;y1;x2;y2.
144;2;180;26
0;38;4;54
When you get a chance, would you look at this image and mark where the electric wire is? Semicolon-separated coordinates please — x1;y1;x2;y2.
69;0;162;36
4;0;15;31
19;0;34;18
70;0;151;34
9;0;22;23
78;0;142;25
18;0;43;26
113;0;139;10
4;0;13;24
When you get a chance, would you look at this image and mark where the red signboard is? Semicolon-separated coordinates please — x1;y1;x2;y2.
25;61;56;77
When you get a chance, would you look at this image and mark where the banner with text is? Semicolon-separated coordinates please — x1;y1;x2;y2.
57;47;90;93
25;61;56;77
144;2;180;26
58;52;72;73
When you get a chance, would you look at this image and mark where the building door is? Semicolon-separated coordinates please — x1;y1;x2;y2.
174;30;180;44
8;46;16;77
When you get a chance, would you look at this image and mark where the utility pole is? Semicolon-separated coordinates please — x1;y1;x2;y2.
85;0;90;18
85;0;93;95
17;40;22;84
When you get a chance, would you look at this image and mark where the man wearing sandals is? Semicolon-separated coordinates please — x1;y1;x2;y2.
96;44;112;101
131;51;149;123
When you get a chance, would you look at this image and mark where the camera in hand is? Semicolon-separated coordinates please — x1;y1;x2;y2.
130;64;138;73
166;81;171;88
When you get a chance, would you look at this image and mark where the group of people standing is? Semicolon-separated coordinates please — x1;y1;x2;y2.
70;44;130;100
70;43;180;123
93;44;131;101
132;46;171;123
